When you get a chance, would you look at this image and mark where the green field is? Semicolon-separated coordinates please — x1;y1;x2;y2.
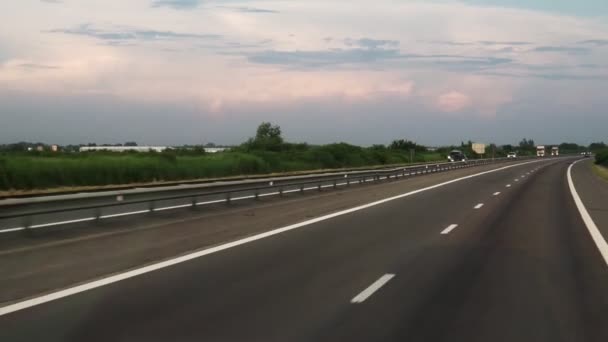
0;146;445;192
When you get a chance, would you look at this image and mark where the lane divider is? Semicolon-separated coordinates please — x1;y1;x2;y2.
474;203;484;209
567;160;608;267
0;158;547;317
493;192;501;196
351;274;395;303
441;224;459;235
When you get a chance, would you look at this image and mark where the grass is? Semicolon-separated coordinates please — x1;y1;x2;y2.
592;164;608;183
0;147;446;193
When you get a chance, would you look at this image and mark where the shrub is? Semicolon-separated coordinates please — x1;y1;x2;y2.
596;149;608;166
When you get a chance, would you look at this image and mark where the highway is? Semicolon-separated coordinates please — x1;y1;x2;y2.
1;157;607;341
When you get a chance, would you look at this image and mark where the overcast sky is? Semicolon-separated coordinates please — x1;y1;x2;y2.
1;0;607;146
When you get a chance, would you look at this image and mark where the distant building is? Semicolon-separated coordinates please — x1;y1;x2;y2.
79;146;169;153
204;147;229;153
36;146;44;152
51;145;58;152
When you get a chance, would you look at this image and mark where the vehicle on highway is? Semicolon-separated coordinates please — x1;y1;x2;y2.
551;146;559;156
581;151;592;157
536;145;546;157
447;150;466;162
507;152;517;158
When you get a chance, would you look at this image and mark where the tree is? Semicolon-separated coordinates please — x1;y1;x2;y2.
389;139;427;152
124;142;138;147
244;122;284;151
256;122;283;142
559;143;582;153
589;142;606;152
501;144;514;152
519;138;536;151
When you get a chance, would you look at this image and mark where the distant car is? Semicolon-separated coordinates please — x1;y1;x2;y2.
507;152;517;158
582;151;592;158
447;150;466;162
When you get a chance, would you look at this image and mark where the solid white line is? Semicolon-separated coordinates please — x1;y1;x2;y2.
474;203;484;209
259;192;281;197
0;227;26;234
351;274;395;303
303;186;317;191
232;195;257;200
493;192;501;196
153;204;192;212
0;159;543;316
282;189;299;194
196;199;227;205
30;217;96;229
441;224;459;235
100;210;151;219
567;160;608;267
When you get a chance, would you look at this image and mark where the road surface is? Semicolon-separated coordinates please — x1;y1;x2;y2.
1;157;607;341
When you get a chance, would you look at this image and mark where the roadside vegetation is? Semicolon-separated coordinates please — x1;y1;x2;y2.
0;123;604;192
595;148;608;167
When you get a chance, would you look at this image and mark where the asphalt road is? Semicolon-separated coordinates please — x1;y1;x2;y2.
1;157;608;342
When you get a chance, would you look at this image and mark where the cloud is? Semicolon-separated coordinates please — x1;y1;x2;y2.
437;91;472;112
40;0;62;3
478;41;532;46
150;0;200;9
17;63;61;70
48;24;221;43
533;46;590;54
430;40;532;46
434;57;512;71
479;71;608;81
579;39;608;46
219;6;279;14
246;48;403;68
344;38;399;49
246;46;513;70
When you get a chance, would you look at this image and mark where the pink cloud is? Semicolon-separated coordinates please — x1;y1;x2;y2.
437;91;472;112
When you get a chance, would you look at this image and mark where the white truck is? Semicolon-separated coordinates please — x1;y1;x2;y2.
551;146;559;156
536;146;546;157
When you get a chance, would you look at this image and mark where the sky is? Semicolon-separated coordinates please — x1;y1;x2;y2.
1;0;607;146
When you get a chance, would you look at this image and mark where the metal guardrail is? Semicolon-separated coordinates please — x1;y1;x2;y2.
0;157;533;233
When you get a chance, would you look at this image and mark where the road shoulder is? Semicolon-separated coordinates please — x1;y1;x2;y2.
571;159;608;234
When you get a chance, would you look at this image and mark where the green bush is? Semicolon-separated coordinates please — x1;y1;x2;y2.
596;149;608;166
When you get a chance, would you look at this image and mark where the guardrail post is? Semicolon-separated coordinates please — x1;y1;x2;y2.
318;183;322;192
23;215;32;231
255;190;260;200
333;180;337;189
347;179;350;186
226;193;231;204
279;187;284;197
300;185;304;193
191;197;197;208
94;208;102;221
149;201;156;213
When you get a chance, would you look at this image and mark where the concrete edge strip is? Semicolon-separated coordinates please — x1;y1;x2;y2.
567;160;608;267
0;159;544;317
